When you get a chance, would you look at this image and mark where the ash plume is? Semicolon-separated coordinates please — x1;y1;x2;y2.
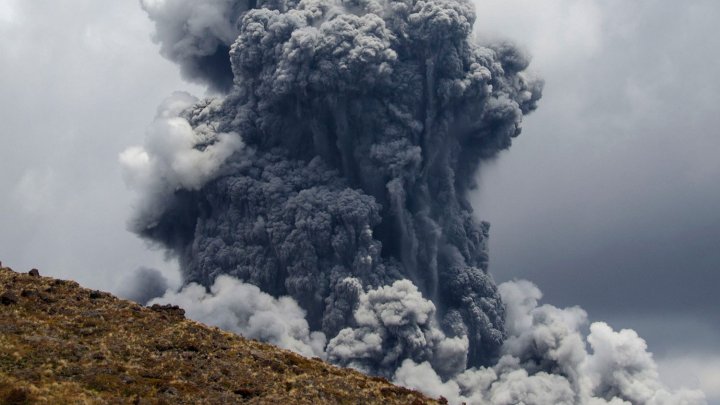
117;267;169;305
128;0;541;370
140;0;250;92
122;0;704;403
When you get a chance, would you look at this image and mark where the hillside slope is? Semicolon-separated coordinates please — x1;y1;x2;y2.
0;265;438;404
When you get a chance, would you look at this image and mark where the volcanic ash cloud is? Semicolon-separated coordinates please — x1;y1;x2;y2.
121;0;705;403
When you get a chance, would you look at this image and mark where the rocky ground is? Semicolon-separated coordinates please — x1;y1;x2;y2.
0;264;439;404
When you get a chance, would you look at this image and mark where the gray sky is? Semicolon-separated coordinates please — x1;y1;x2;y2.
0;0;200;289
471;0;720;398
1;0;718;400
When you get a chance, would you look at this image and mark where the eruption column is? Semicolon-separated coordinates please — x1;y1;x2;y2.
127;0;542;373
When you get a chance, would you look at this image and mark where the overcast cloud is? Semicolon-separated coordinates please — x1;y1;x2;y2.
0;0;718;402
471;0;720;399
0;0;201;289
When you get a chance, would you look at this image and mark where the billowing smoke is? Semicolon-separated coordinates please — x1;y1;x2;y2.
145;275;705;404
122;0;705;403
129;0;542;369
394;280;705;404
150;275;327;357
117;267;169;304
326;278;470;378
139;0;250;92
120;91;244;231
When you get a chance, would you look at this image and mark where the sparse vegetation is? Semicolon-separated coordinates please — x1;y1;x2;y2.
0;265;437;404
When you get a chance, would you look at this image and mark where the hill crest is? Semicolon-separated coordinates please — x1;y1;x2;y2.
0;265;438;404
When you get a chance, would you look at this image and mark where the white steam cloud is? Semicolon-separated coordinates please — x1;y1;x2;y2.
143;273;705;404
150;274;327;358
394;280;706;404
326;278;469;378
120;92;244;230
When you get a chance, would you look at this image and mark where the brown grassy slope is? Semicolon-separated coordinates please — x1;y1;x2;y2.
0;265;439;404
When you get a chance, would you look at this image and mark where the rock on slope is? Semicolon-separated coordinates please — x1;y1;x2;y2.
0;265;437;404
